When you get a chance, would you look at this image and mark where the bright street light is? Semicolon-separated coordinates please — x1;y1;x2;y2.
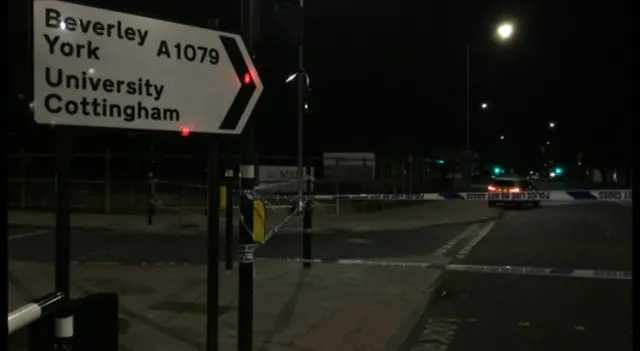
546;141;551;145
500;135;505;140
549;121;556;128
285;72;310;87
481;102;488;109
496;22;515;40
285;73;297;83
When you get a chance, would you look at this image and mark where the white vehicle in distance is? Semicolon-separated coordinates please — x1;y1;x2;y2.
487;176;540;208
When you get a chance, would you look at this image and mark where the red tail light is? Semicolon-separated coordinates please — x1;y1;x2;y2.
509;187;521;193
488;185;497;192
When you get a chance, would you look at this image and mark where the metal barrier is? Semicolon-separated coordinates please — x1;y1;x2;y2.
7;292;72;350
8;292;65;336
7;292;120;351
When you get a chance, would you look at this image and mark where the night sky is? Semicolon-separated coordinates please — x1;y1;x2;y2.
9;0;634;170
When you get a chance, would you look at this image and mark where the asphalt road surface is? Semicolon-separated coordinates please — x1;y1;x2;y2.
8;221;486;264
401;202;632;351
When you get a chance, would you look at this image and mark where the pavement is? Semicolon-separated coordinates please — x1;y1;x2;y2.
401;202;632;351
7;257;454;350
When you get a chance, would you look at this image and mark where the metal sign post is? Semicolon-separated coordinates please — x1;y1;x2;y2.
225;167;235;270
206;137;221;351
238;0;258;348
54;127;73;350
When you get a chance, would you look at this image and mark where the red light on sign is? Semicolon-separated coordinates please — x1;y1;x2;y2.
243;73;252;85
180;128;190;137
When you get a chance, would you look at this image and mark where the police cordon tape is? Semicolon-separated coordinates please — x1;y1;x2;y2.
253;257;632;281
248;189;632;202
150;178;631;202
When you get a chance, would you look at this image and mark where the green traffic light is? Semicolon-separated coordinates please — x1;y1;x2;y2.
554;167;563;175
493;167;502;175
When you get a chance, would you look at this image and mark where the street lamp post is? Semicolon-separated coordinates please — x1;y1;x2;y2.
465;21;514;178
285;0;312;269
297;0;305;211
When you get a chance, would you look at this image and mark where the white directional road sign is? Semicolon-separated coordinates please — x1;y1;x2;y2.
33;1;263;134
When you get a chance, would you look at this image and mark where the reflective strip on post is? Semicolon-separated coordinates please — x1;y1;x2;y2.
55;315;74;338
252;200;266;243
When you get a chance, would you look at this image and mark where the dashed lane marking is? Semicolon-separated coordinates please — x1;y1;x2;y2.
455;221;496;260
432;224;481;257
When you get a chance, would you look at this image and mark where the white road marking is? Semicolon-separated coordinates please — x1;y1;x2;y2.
574;326;585;331
8;230;51;240
432;224;480;257
410;318;459;351
455;221;496;260
518;321;531;327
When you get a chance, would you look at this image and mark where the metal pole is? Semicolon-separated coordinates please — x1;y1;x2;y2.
147;172;154;225
54;127;72;350
206;137;221;351
225;163;234;270
297;0;312;269
147;139;157;225
55;130;71;298
297;0;304;208
303;166;312;266
238;0;256;349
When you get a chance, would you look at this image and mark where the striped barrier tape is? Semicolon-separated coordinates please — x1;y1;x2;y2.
254;178;315;191
262;206;302;243
249;189;632;202
254;257;632;281
149;178;631;202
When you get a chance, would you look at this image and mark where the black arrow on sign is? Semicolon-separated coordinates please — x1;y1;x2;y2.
219;36;257;131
